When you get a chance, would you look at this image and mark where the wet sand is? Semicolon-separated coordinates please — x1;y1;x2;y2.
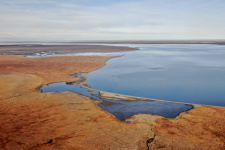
0;49;225;149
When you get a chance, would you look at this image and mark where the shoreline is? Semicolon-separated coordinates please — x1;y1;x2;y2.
38;77;194;121
0;47;225;149
0;44;137;56
1;39;225;44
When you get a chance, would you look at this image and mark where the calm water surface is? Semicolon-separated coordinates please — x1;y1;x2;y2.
86;44;225;106
40;81;193;121
39;44;224;120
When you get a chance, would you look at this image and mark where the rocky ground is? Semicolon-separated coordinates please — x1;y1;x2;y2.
0;47;225;149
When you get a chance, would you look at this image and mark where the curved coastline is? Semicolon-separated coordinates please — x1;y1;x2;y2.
38;74;194;121
0;44;225;149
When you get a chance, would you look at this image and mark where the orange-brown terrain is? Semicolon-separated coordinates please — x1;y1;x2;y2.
0;45;136;55
0;46;225;150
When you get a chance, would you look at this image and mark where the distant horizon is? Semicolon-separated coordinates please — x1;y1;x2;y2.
1;39;225;43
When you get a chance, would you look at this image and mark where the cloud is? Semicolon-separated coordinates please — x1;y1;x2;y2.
0;0;225;41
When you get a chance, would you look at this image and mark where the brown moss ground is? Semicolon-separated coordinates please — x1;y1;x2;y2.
153;105;225;150
0;54;225;150
126;105;225;150
0;55;155;150
0;55;111;83
0;73;154;150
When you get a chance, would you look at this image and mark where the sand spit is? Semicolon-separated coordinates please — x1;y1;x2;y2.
0;54;225;149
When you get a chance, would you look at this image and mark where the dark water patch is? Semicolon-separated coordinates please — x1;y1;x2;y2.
39;80;193;121
44;139;53;144
97;99;193;121
40;81;100;99
66;81;76;85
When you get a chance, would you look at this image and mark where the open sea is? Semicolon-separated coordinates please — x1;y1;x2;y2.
85;44;225;106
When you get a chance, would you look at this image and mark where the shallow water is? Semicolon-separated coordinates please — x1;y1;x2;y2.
97;100;192;121
86;44;225;106
40;81;193;121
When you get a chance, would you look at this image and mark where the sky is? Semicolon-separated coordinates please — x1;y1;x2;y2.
0;0;225;41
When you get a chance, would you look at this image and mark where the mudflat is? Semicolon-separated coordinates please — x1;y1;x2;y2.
0;46;225;149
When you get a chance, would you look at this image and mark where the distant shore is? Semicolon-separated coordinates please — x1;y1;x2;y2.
0;44;137;55
1;39;225;44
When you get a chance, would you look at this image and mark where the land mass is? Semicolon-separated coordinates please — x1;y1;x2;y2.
1;39;225;44
0;45;225;150
0;45;137;55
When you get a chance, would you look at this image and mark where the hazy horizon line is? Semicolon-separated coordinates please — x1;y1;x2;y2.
1;39;225;44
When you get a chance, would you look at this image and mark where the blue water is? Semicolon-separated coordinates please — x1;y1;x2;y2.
86;44;225;106
39;43;225;120
40;81;193;121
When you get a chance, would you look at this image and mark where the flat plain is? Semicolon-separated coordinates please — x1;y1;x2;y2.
0;43;225;150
